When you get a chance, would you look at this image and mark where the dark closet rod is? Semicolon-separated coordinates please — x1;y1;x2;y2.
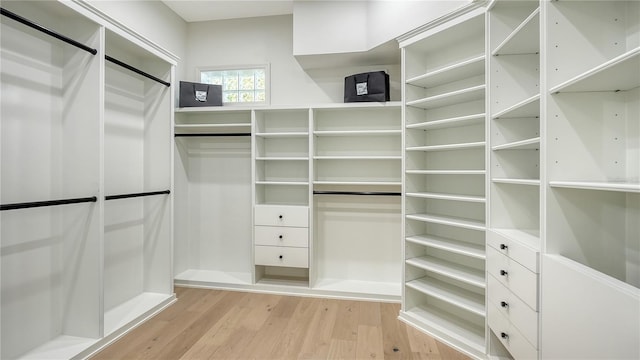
105;55;170;87
175;133;252;137
105;190;170;201
0;8;98;55
0;196;97;211
313;191;401;196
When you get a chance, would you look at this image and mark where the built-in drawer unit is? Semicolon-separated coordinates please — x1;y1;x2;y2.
489;303;538;360
255;245;309;268
487;246;538;310
487;230;539;273
254;205;309;227
488;275;538;346
254;226;309;248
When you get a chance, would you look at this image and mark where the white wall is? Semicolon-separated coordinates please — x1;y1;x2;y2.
293;0;472;56
185;15;401;104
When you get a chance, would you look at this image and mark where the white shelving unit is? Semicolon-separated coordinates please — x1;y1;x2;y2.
399;6;488;359
1;1;176;359
311;103;402;300
487;1;541;358
541;1;639;359
173;108;253;288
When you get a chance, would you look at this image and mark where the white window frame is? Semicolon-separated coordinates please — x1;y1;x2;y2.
196;64;270;106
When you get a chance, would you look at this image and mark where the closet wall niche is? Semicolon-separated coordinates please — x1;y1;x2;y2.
1;1;177;359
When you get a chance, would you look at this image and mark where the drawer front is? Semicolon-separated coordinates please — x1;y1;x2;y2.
487;246;538;310
488;274;538;346
255;205;308;227
255;226;308;248
255;245;308;268
488;230;539;273
489;304;539;360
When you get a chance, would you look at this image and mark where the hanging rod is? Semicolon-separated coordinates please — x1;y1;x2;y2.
313;191;401;196
0;196;97;211
175;133;251;137
105;55;170;87
105;190;170;201
0;8;98;55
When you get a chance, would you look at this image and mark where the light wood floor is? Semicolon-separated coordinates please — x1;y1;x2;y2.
92;287;472;360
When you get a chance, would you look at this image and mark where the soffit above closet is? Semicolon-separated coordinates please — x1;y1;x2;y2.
160;0;294;22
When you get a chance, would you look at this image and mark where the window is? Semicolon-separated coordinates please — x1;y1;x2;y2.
199;65;268;104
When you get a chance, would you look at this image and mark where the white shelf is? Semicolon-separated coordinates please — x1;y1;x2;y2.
174;269;252;285
256;156;309;161
406;170;486;175
550;47;640;93
492;178;540;186
176;106;253;113
549;181;640;193
313;278;401;297
406;113;485;130
406;234;485;259
406;141;486;152
406;192;486;203
174;123;251;134
403;305;486;354
255;132;309;138
313;155;402;160
406;213;486;231
406;55;485;88
256;181;309;186
492;137;540;151
313;180;401;186
313;130;401;136
491;228;541;252
406;277;486;317
407;85;486;110
492;8;540;56
492;94;540;119
406;256;486;289
16;336;99;360
104;292;174;336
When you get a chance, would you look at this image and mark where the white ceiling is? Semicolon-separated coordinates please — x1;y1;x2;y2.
161;0;294;22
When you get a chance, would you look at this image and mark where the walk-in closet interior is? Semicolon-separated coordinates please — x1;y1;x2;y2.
1;0;638;359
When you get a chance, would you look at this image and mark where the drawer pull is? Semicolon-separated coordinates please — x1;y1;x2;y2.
279;255;283;259
278;235;283;239
501;332;509;340
500;243;508;250
500;269;508;276
278;215;283;220
500;301;509;308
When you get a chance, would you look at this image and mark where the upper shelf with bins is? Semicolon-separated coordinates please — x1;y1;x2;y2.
312;102;402;186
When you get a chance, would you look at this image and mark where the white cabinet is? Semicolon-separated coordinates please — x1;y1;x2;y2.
1;1;176;359
541;1;639;359
399;6;488;359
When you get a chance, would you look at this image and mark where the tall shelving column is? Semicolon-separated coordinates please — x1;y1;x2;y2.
486;1;541;359
398;7;488;359
103;28;174;339
173;108;253;287
253;108;310;287
541;1;639;359
311;103;402;300
0;2;102;358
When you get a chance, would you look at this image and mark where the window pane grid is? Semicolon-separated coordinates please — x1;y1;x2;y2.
201;67;266;103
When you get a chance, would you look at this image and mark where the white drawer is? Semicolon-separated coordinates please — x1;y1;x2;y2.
255;226;308;248
254;205;308;227
488;230;539;273
488;274;538;347
255;245;308;268
487;246;538;310
489;304;539;360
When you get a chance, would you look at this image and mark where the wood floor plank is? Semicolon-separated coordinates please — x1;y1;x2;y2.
91;288;475;360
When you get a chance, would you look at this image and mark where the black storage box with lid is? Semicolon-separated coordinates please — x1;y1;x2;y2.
344;71;390;103
179;81;222;107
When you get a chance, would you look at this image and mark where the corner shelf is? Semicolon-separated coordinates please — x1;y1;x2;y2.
407;85;486;110
406;141;486;152
406;234;486;259
406;213;486;232
492;7;540;56
406;55;485;88
492;178;540;186
406;277;486;317
406;256;486;289
406;192;486;203
492;95;540;119
406;113;485;130
492;137;540;151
